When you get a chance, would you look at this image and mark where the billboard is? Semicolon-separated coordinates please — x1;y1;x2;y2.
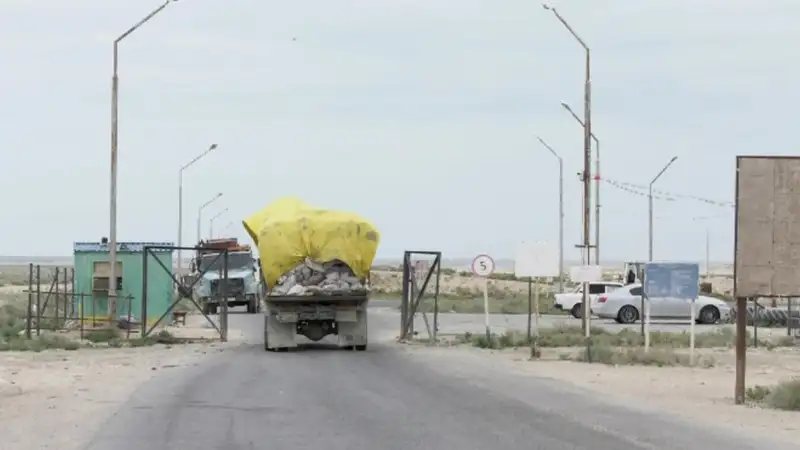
735;156;800;297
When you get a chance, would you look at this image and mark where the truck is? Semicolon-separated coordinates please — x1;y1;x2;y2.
262;260;369;352
192;238;261;315
244;197;379;352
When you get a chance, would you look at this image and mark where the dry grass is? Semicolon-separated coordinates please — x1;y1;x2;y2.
455;326;795;368
0;300;178;352
746;379;800;411
0;265;33;287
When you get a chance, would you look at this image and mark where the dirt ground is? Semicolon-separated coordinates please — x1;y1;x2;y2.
0;311;241;450
0;343;238;450
398;342;800;445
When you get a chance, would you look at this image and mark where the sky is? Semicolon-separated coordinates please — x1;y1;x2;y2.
0;0;797;264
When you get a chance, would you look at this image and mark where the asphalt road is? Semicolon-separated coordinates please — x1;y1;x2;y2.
83;306;792;450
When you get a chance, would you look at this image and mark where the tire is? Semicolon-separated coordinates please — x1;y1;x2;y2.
699;305;720;325
617;305;639;324
202;304;211;316
355;344;367;351
209;304;218;315
570;304;583;319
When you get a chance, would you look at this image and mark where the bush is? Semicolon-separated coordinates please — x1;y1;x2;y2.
749;379;800;411
571;345;715;367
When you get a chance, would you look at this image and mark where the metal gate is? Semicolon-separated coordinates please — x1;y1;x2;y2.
399;250;441;342
141;244;230;341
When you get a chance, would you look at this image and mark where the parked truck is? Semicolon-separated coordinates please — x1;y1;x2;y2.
192;238;261;315
243;197;380;352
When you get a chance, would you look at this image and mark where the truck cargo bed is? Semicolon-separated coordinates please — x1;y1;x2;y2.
265;293;368;303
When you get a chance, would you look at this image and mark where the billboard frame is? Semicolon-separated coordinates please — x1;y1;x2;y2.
734;155;800;299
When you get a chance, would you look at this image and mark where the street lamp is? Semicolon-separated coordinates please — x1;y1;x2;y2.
108;0;177;322
535;136;564;294
561;101;600;265
543;3;593;337
197;193;223;244
209;208;229;239
692;215;719;278
648;157;678;261
177;143;217;275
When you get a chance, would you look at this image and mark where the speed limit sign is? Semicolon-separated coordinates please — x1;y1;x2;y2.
471;254;495;277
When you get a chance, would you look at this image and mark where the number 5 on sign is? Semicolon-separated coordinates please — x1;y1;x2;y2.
472;254;495;341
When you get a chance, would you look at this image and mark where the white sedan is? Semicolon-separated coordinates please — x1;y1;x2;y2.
591;284;733;324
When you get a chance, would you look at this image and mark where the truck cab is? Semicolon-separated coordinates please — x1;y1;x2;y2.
192;238;261;314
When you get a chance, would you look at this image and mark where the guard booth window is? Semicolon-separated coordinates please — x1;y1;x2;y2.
92;261;123;291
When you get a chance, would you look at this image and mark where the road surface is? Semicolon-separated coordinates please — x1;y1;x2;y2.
83;305;792;450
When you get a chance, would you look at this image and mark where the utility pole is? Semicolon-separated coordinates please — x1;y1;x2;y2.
536;136;565;293
648;156;678;261
544;4;592;336
560;102;600;265
108;0;175;323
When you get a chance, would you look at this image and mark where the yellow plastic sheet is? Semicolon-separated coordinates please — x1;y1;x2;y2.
242;197;381;289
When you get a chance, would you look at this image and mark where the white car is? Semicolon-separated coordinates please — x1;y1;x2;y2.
592;284;733;324
554;281;624;318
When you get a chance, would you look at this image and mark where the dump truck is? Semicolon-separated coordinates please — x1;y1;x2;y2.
243;197;380;352
192;238;261;315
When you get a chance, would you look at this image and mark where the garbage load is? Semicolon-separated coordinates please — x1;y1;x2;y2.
243;196;380;295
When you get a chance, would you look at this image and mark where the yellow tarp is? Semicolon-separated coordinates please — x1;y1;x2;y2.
242;197;381;289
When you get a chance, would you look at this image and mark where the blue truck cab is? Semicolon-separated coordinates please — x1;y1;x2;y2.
192;239;261;314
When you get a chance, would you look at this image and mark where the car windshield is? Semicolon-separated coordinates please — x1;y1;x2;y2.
199;252;252;272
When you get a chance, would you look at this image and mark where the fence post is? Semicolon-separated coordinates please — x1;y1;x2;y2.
26;263;33;339
35;265;41;337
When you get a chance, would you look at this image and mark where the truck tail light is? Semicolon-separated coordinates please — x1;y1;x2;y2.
598;296;608;303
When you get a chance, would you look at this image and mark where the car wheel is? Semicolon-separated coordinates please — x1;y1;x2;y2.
617;305;639;324
570;304;582;319
699;305;720;324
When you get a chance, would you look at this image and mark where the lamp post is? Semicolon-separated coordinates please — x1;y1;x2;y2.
209;208;229;239
197;193;223;244
692;215;718;278
108;0;176;322
543;3;592;337
535;136;564;294
648;157;678;261
561;101;600;265
177;143;217;275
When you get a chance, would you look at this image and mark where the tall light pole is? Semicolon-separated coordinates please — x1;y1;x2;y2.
209;208;229;239
561;101;600;265
543;3;592;337
648;157;678;261
108;0;176;322
536;136;564;294
177;143;217;275
693;215;718;278
197;193;223;245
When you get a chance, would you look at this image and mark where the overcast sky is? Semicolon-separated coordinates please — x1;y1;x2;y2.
0;0;796;263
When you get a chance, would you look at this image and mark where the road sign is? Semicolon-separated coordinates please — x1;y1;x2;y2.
514;241;559;278
471;254;495;277
643;263;700;300
569;265;603;283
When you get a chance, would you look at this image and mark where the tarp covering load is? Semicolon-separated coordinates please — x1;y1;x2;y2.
243;197;381;294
